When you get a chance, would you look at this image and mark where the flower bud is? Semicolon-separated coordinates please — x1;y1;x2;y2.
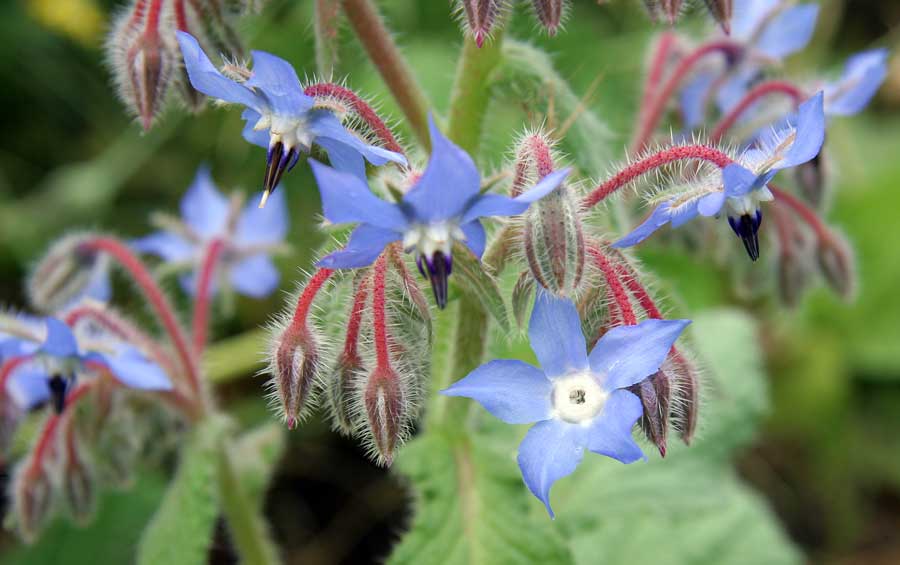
457;0;508;48
12;461;54;543
363;367;405;467
529;0;566;36
326;352;363;435
95;410;141;488
523;182;585;296
659;0;682;25
630;369;671;457
703;0;733;34
63;429;96;524
816;233;856;301
271;327;320;428
106;0;180;130
795;153;827;208
776;251;811;308
670;352;699;445
28;234;111;313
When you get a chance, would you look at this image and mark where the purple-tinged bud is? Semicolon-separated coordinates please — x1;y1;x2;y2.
795;153;827;208
12;461;54;543
670;351;699;445
703;0;733;34
28;234;110;314
272;328;320;429
777;251;811;308
816;233;856;301
62;428;96;524
106;0;179;130
523;182;585;296
457;0;507;48
629;369;671;457
529;0;566;36
363;367;404;467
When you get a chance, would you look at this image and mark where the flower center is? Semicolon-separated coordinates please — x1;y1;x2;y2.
551;372;608;424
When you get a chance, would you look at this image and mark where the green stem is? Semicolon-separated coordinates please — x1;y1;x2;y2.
436;33;505;428
218;440;282;565
314;0;342;77
340;0;430;148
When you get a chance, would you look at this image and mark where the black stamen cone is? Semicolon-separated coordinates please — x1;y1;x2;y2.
728;210;762;261
422;251;451;309
48;374;70;414
261;143;298;207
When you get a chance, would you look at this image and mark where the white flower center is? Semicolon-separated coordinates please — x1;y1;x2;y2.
551;372;608;424
254;112;315;152
727;185;774;216
402;221;466;258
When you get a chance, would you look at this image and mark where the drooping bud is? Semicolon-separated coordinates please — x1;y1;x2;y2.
457;0;508;48
659;0;682;25
94;407;141;488
776;251;810;308
703;0;733;35
363;366;404;467
12;460;55;543
62;426;96;524
28;234;111;314
795;152;827;208
106;0;180;130
670;351;699;445
816;233;856;300
326;274;370;435
529;0;566;36
629;369;671;457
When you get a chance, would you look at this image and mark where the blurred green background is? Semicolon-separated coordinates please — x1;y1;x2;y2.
1;0;899;563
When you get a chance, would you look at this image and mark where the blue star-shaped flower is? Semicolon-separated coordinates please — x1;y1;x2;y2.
442;291;690;517
176;31;407;205
824;49;889;116
2;318;172;414
616;91;825;261
310;116;570;308
133;167;288;299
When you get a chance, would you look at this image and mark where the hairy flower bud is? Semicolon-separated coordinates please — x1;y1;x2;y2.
326;353;364;435
795;153;826;208
28;234;111;313
12;461;54;543
457;0;508;47
63;428;96;524
271;326;320;429
776;251;811;308
670;351;699;445
816;233;856;300
106;0;179;130
630;369;671;456
659;0;682;25
703;0;733;34
529;0;566;36
523;183;585;296
363;367;404;467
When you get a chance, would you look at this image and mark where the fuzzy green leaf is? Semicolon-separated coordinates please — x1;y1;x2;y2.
511;270;535;330
136;416;228;565
231;422;287;506
451;242;510;333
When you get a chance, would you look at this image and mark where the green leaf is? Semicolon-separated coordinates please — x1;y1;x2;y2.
388;431;574;565
231;422;287;506
511;270;535;330
452;242;510;333
136;416;228;565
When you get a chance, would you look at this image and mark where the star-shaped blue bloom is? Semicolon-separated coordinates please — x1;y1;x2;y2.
2;318;172;414
616;92;825;261
176;31;407;205
824;49;888;116
133;167;288;299
310;116;570;308
442;291;690;517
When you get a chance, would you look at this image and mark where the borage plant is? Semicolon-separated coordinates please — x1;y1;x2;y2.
2;0;889;563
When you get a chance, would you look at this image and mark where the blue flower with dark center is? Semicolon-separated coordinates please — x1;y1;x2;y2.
2;318;172;415
616;92;825;261
176;32;406;206
442;291;690;517
309;116;570;308
133;167;288;299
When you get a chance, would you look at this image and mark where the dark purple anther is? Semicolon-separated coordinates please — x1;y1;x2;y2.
47;374;70;414
420;251;452;309
728;210;762;261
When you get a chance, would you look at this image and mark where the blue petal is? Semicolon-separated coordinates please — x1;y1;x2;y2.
176;32;262;110
722;163;760;198
309;111;407;172
586;389;645;463
680;73;716;130
461;194;528;224
697;192;727;217
181;167;230;238
588;319;690;391
528;290;588;378
715;67;760;117
515;169;571;203
315;135;367;182
39;318;80;358
402;115;481;222
241;109;271;148
317;225;400;269
669;199;702;227
6;367;50;410
309;160;409;231
755;4;819;60
826;49;888;116
230;255;280;298
611;202;676;248
245;50;313;116
236;189;289;246
132;232;195;262
102;345;173;391
460;220;486;259
777;91;825;170
441;359;552;424
517;419;587;518
732;0;780;41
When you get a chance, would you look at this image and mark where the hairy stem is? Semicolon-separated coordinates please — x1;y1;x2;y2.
314;0;341;77
340;0;430;148
192;239;225;354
